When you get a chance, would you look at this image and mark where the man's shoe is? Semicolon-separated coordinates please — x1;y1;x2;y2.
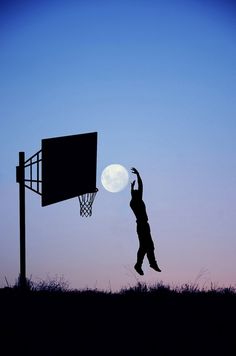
134;264;144;275
150;263;161;272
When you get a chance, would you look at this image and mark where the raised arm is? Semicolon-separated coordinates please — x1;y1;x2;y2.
131;167;143;198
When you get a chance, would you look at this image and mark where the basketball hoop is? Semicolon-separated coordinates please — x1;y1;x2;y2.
78;189;98;217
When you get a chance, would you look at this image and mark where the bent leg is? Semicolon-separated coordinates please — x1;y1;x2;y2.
147;247;161;272
146;248;156;265
137;246;146;267
134;246;146;275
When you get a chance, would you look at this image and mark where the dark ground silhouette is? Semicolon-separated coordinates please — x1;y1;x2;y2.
130;167;161;275
1;283;235;356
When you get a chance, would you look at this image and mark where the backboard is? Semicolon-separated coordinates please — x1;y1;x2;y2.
41;132;97;206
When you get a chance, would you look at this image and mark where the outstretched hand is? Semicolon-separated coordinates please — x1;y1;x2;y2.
131;180;136;189
131;167;139;175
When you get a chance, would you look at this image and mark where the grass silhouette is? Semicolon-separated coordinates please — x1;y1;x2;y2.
1;279;235;355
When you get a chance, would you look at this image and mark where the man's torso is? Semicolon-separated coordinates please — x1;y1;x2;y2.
130;198;148;222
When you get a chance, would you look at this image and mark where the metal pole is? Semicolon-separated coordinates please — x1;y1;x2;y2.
17;152;26;288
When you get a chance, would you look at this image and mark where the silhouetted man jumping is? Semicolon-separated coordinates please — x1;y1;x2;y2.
130;167;161;275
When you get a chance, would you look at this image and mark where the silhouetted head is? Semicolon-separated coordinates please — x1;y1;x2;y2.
131;189;141;200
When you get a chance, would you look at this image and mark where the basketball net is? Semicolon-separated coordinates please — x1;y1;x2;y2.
78;189;98;217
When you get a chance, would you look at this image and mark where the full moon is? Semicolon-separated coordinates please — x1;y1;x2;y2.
101;164;129;193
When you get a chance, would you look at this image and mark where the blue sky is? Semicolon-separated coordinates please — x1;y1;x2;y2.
0;0;235;290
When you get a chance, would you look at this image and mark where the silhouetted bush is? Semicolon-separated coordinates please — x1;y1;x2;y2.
1;280;235;355
32;276;70;293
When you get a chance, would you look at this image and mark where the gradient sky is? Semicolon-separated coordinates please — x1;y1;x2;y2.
1;0;236;291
